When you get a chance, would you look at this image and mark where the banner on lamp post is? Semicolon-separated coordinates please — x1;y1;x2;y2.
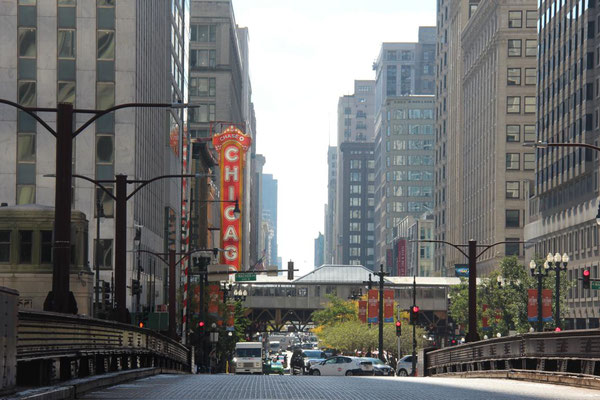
207;284;222;317
367;289;378;323
358;300;367;323
212;125;252;271
383;290;394;322
226;304;236;331
542;289;553;322
527;289;538;322
482;304;490;330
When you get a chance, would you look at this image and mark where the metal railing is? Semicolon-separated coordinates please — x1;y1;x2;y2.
426;329;600;377
16;310;190;386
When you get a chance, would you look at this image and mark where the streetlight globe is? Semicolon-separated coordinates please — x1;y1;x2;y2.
554;252;562;263
529;327;535;333
546;253;554;263
562;253;569;263
483;335;488;340
529;260;536;270
543;261;550;270
496;333;501;338
242;289;248;296
496;275;502;283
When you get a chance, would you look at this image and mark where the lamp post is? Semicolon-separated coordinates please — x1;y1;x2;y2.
418;239;527;342
529;259;550;332
545;252;569;330
0;99;196;315
94;198;105;318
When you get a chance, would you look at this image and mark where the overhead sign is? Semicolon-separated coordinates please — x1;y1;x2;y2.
397;239;407;276
455;264;469;278
207;264;232;282
235;272;256;282
212;125;252;271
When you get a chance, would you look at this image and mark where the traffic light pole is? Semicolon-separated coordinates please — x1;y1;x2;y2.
373;264;388;362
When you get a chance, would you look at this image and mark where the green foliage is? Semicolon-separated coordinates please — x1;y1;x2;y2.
311;295;426;357
449;256;573;337
311;294;357;326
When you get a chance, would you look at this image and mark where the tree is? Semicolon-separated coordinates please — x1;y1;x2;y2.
449;256;572;337
311;294;357;326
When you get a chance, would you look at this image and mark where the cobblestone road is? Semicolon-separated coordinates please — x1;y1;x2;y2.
81;374;600;400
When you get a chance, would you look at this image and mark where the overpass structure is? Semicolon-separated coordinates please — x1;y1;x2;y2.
239;264;464;334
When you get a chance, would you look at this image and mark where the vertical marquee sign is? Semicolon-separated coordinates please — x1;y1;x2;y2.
212;125;252;271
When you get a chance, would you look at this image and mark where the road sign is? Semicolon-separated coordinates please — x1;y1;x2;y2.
235;272;256;282
207;264;232;282
592;281;600;290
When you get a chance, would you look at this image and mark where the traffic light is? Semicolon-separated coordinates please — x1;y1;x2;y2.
102;281;111;308
198;320;206;334
288;260;294;280
410;305;420;324
583;269;591;289
132;279;141;295
395;321;402;336
138;311;148;329
450;338;457;346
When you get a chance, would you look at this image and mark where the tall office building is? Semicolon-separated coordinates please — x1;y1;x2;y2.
372;28;436;271
334;80;376;268
262;173;278;268
525;0;599;329
0;0;191;313
435;0;537;277
324;146;337;265
314;232;324;268
189;0;256;270
434;0;480;277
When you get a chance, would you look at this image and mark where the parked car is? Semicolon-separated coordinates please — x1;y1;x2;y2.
396;355;417;376
290;349;328;375
309;356;374;376
263;360;284;375
361;357;394;376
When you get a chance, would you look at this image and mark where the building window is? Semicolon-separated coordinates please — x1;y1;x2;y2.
95;238;113;268
508;11;522;28
189;104;215;123
19;230;32;264
525;39;537;57
525;68;536;85
350;160;362;169
524;96;536;113
506;153;520;170
505;238;520;256
190;49;216;69
523;153;536;170
507;96;521;113
189;77;216;97
526;10;537;28
506;125;520;142
523;124;536;142
507;68;521;85
40;230;52;264
508;39;522;56
0;231;10;262
505;210;520;228
97;30;115;60
506;181;520;199
190;24;216;42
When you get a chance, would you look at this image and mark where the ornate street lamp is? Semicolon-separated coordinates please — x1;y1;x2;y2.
529;259;550;332
546;252;569;330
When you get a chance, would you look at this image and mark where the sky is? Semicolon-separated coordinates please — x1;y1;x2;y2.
232;0;436;275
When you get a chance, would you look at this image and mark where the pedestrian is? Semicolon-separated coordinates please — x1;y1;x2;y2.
366;348;372;357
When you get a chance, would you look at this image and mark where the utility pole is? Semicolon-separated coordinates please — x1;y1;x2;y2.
373;264;388;362
412;276;417;376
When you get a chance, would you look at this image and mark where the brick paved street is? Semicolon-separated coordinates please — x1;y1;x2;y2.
82;374;600;400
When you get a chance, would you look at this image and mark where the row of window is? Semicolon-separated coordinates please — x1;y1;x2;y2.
507;124;536;142
507;96;536;114
349;184;375;194
386;170;434;182
390;109;435;120
389;124;434;136
507;67;537;86
508;39;537;57
506;153;536;170
508;10;538;29
387;139;434;151
386;201;434;213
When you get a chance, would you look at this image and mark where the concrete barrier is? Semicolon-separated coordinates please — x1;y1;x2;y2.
0;286;18;396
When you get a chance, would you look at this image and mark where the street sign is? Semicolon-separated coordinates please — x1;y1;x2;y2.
207;264;232;282
235;272;256;282
455;264;469;278
592;281;600;290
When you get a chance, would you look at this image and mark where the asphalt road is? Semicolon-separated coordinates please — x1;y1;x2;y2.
81;373;600;400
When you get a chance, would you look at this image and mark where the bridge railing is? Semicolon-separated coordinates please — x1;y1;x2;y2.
426;329;600;377
15;309;190;387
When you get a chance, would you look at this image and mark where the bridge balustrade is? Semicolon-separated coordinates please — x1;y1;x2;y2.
426;329;600;378
14;310;190;387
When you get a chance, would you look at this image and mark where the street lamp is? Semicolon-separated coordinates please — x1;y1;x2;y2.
0;98;198;315
94;198;105;318
546;252;569;330
529;259;550;332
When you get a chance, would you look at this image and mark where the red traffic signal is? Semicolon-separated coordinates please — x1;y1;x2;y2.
412;306;420;313
555;327;562;332
395;321;401;327
583;269;591;289
395;321;402;336
138;321;144;328
198;321;205;328
410;305;420;324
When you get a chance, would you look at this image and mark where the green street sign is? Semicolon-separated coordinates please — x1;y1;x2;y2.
592;281;600;290
235;272;256;282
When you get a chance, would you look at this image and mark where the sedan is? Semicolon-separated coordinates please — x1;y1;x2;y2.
309;356;373;376
361;357;394;376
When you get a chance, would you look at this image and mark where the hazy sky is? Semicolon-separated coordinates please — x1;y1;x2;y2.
232;0;436;275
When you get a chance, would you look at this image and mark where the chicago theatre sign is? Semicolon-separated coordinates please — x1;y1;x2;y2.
212;125;252;271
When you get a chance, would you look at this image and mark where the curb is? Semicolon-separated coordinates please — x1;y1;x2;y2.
5;368;186;400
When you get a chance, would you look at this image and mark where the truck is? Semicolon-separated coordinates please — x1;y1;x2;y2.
233;342;263;374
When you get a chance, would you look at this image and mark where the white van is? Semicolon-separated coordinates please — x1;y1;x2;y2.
234;342;263;374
